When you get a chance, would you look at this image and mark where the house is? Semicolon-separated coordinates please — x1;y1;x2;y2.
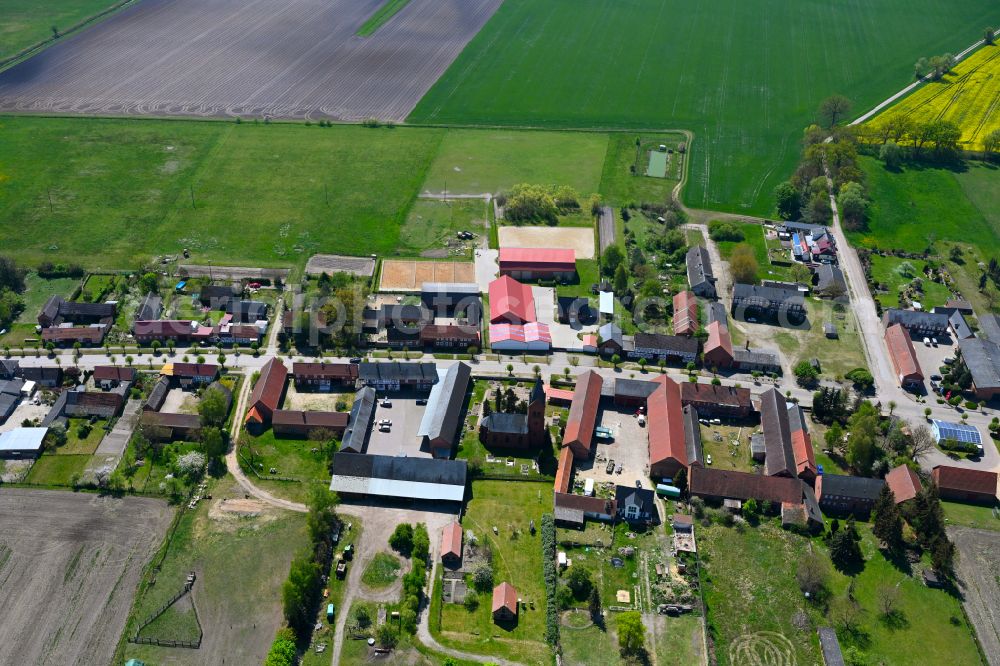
377;304;430;330
499;248;576;281
480;378;547;449
163;362;219;387
683;406;704;467
544;385;574;405
292;362;358;391
680;383;752;418
629;332;698;364
553;493;617;528
613;378;658;408
881;309;950;337
597;322;625;355
702;320;734;369
92;366;136;390
815;474;885;517
440;522;463;567
885;464;922;505
492;582;518;623
489;322;551;352
557;297;595;326
140;411;202;442
421;283;481;320
563;371;603;459
20;366;63;387
64;390;124;418
788;404;818;482
673;290;699;336
136;292;163;321
134;320;213;344
245;358;288;427
272;410;349;438
686;245;716;298
0;359;19;380
358;362;438;391
0;427;47;459
956;337;1000;401
216;323;262;346
42;325;107;346
489;276;536;324
884;323;923;390
417;362;471;458
947;311;973;340
198;284;238;308
225;299;267;323
38;296;115;327
759;389;797;478
329;452;467;503
554;446;573;494
814;264;847;298
144;377;169;412
647;375;687;478
931;465;998;504
419;324;481;349
689;466;823;530
341;387;376;453
731;283;806;325
615;485;658;525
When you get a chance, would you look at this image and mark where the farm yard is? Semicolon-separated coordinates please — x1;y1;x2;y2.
0;0;502;121
409;0;997;215
0;489;172;666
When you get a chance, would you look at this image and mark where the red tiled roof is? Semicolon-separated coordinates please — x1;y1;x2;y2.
673;290;698;336
791;429;816;478
489;276;535;324
885;464;921;503
246;358;287;423
441;522;463;560
545;385;575;403
554;446;574;494
932;465;998;496
499;248;576;271
885;324;923;382
648;375;686;469
42;326;105;343
680;382;751;409
171;363;219;377
92;366;136;382
492;582;518;614
689;466;805;504
704;320;733;357
271;410;349;429
563;371;603;459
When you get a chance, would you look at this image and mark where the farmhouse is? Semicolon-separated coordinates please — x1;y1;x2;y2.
885;464;922;504
815;474;884;517
647;375;687;479
329;453;468;503
686;245;716;298
479;378;546;449
134;320;213;344
92;366;136;389
358;362;438;391
492;582;518;623
956;337;1000;400
731;283;806;325
162;362;219;387
0;427;47;459
931;465;998;504
225;299;267;323
563;371;603;459
979;313;1000;344
341;387;376;454
272;410;349;438
419;324;481;349
597;322;626;355
416;362;471;458
703;321;734;369
42;325;107;346
885;323;924;389
680;382;752;418
881;309;949;337
440;522;463;567
140;411;202;441
19;366;62;387
489;322;551;352
38;296;115;327
553;493;616;528
489;276;536;324
245;358;288;427
216;323;263;345
292;362;358;391
813;264;847;298
673;290;699;336
615;485;658;525
689;466;822;529
629;332;698;364
499;248;576;281
136;292;162;321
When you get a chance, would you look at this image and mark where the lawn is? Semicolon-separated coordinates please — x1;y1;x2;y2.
942;500;1000;532
400;198;489;258
772;299;868;379
15;273;79;324
408;0;997;214
421;129;608;195
851;156;1000;254
0;116;442;269
654;613;704;666
57;417;107;455
699;423;756;473
238;428;333;503
23;453;89;486
0;0;122;59
435;480;553;665
361;551;402;589
598;134;685;205
559;621;619;666
121;477;309;666
713;222;791;281
554;258;600;299
868;255;952;310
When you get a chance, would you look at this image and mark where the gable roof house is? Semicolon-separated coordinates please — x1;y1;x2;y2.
272;410;349;438
441;522;463;567
563;371;603;459
885;464;922;504
358;362;439;391
198;284;239;308
680;382;752;418
42;325;107;346
731;283;806;325
92;366;136;389
19;365;63;387
815;474;885;517
163;362;219;386
689;466;822;529
489;275;536;324
814;264;847;298
340;387;376;454
553;493;617;528
949;311;974;340
673;290;699;336
597;322;625;355
613;378;658;408
38;296;116;327
702;320;734;369
140;411;203;442
0;359;19;380
885;323;924;390
64;390;124;419
759;389;798;478
629;332;698;364
417;362;472;459
931;465;998;504
787;404;818;482
615;485;658;525
492;582;518;623
647;375;688;479
292;362;358;391
686;245;717;298
244;358;288;427
499;248;576;281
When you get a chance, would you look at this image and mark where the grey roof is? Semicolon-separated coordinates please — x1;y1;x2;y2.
598;322;623;346
0;359;19;379
421;282;479;296
226;299;267;321
359;362;439;385
781;221;827;233
760;389;796;477
0;392;19;421
818;627;845;666
979;313;1000;344
733;348;780;369
633;333;699;354
819;474;885;502
950;311;973;340
683;405;703;466
341;387;376;453
958;337;1000;391
686;245;715;294
615;378;658;399
137;292;163;321
814;264;846;294
41;392;68;427
882;308;949;331
20;366;63;384
417;363;471;449
40;296;115;322
787;404;807;434
732;283;805;309
750;433;766;456
0;378;24;396
615;485;656;517
145;377;169;411
330;453;467;502
481;412;527;435
706;302;728;327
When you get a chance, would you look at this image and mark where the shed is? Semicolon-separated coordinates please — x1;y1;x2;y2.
492;582;518;623
440;522;463;566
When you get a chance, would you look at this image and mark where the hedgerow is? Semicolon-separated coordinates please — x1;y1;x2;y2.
541;513;559;646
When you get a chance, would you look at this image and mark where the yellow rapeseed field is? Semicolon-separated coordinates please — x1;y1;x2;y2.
870;45;1000;151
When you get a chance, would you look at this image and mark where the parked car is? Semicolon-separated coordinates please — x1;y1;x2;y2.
923;337;931;347
381;399;392;407
416;398;427;405
930;374;943;381
606;460;615;474
635;480;642;488
706;454;713;465
378;419;392;426
349;357;362;364
379;424;391;432
943;357;955;365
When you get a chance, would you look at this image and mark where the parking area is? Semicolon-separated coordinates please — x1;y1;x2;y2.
531;285;599;350
474;248;499;292
1;400;48;432
572;407;651;489
161;387;198;414
911;333;957;395
364;392;431;458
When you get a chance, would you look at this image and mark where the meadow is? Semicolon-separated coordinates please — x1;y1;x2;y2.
409;0;996;215
869;44;1000;151
0;0;120;60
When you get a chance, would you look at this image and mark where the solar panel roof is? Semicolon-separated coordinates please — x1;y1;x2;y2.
931;420;982;445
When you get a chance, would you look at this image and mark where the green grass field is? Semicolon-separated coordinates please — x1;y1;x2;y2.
422;129;608;195
57;418;107;455
942;500;1000;532
15;273;79;324
868;255;952;310
598;134;684;205
360;551;402;589
400;199;489;257
23;453;89;485
409;0;996;214
0;0;122;59
853;157;1000;254
0;116;443;269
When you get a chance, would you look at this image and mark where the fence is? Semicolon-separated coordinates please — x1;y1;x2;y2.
130;636;201;649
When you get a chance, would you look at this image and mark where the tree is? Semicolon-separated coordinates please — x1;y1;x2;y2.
837;182;867;231
306;486;340;546
175;451;206;479
265;628;297;666
872;485;904;552
473;563;494;591
282;552;322;635
389;523;414;556
829;517;864;571
983;128;1000;160
376;623;398;649
819;95;852;127
613;264;628;294
566;566;593;599
793;360;819;385
909;425;936;460
412;523;430;562
198;386;230;426
588;586;602;624
610;354;621;368
879;140;903;169
616;611;646;655
201;426;226;464
986;26;996;45
601;244;624;277
729;244;758;284
354;605;372;629
464;589;480;611
674;467;688;494
796;550;830;598
846;402;880;475
774;181;801;220
878;584;901;618
845;368;874;390
139;272;159;294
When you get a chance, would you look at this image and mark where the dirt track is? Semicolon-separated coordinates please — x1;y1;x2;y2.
0;489;172;666
950;527;1000;665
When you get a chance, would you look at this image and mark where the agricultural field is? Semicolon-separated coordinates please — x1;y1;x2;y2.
0;0;502;121
409;0;997;215
0;489;172;666
0;0;121;60
868;44;1000;151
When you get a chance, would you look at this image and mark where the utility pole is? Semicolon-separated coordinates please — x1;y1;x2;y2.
189;184;196;208
324;183;329;206
47;188;54;213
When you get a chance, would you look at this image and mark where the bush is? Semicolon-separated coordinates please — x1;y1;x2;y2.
412;523;430;562
473;563;494;591
964;400;979;410
939;439;979;454
708;220;744;242
264;627;297;666
541;513;559;645
389;523;414;556
463;589;479;612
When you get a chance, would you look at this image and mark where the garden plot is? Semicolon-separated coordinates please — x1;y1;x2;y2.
0;0;502;121
498;226;595;259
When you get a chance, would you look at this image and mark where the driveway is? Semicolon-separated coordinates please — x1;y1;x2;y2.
474;249;499;293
